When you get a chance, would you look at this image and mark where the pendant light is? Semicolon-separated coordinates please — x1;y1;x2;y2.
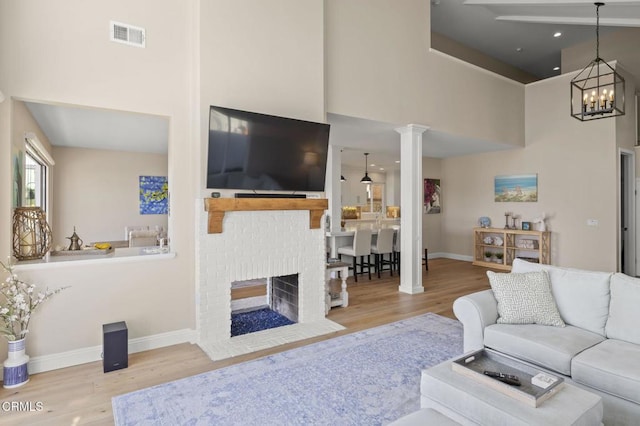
570;2;625;121
360;152;372;184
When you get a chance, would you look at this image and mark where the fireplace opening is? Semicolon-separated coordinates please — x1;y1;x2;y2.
230;274;299;337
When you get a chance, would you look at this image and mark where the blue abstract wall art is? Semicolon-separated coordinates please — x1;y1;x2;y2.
139;176;168;214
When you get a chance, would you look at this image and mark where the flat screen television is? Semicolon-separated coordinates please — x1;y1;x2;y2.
207;105;330;192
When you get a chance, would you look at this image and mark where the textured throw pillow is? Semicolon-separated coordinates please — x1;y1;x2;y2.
487;270;565;327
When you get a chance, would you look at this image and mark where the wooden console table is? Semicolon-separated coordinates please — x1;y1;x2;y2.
204;198;328;234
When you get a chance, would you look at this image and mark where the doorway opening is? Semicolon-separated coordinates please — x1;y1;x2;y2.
619;149;635;275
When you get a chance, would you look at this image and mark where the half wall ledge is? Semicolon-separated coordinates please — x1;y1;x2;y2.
203;198;328;234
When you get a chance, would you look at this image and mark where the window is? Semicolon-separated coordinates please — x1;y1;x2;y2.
24;135;54;212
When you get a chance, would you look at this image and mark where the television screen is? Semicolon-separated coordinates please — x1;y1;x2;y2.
207;106;330;192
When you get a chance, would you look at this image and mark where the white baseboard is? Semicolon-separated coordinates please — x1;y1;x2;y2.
428;252;473;262
1;328;198;380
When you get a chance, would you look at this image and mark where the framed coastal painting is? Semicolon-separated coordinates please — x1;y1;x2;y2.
494;174;538;202
424;178;441;214
139;176;169;214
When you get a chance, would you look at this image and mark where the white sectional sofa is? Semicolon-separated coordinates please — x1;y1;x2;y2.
453;259;640;425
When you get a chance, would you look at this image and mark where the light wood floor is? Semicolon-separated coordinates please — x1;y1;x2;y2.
0;258;493;425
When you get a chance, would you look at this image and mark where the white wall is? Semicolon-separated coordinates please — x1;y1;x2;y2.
0;0;195;359
441;71;618;271
325;0;525;147
386;169;401;207
199;0;326;196
52;146;168;245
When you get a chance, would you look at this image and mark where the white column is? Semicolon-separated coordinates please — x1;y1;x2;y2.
396;124;429;294
325;144;342;233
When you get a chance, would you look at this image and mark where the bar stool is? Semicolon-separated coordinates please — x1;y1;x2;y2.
392;229;401;274
337;228;372;282
424;248;429;271
371;228;395;278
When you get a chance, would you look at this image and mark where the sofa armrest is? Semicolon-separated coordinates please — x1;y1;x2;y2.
453;289;499;353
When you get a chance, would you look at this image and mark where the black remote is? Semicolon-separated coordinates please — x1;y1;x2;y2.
483;370;521;386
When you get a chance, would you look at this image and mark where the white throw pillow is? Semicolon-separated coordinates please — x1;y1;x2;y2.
487;270;565;327
605;273;640;345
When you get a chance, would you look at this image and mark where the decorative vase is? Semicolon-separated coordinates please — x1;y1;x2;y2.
3;338;30;388
12;207;52;260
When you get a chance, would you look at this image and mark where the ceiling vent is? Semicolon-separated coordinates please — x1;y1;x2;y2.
110;21;145;48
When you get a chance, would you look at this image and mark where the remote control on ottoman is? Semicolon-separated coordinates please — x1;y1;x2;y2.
483;370;521;386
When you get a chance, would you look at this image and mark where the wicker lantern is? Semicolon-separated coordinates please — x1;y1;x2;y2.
12;207;52;260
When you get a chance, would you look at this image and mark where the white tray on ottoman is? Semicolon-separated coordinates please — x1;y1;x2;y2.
421;355;603;426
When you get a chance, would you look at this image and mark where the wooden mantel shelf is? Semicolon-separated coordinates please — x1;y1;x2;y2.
204;198;329;234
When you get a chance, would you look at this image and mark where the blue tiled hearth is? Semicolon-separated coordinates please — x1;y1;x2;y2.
231;308;295;337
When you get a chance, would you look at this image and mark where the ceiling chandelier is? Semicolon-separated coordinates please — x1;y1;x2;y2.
570;2;625;121
360;152;372;184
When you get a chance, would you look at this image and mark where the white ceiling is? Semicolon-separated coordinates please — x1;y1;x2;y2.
329;114;513;172
24;101;169;154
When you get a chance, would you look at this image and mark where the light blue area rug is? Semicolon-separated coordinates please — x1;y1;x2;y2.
112;313;462;426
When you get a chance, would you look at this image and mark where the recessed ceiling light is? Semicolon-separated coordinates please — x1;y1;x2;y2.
553;32;562;38
516;47;523;53
380;167;385;171
553;66;560;71
370;163;376;167
395;160;400;163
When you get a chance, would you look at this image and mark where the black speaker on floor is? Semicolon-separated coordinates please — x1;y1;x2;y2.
103;321;128;373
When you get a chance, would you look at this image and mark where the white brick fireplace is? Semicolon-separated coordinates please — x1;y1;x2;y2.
197;200;344;360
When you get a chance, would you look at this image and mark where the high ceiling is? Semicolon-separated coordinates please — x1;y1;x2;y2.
431;0;640;80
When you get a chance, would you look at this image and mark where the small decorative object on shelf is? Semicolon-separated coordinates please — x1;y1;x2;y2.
1;259;67;388
483;236;493;245
522;221;531;231
511;214;518;230
516;239;539;250
484;251;493;262
478;216;491;228
504;212;511;229
495;252;504;264
66;226;84;251
12;207;52;261
532;213;547;232
493;236;504;247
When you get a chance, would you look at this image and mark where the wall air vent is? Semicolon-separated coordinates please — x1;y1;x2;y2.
110;21;145;48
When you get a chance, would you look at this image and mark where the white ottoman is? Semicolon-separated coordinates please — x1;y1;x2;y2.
421;360;603;426
390;408;461;425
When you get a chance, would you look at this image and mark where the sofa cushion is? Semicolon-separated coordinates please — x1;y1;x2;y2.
572;339;640;405
511;259;611;336
487;271;565;327
484;324;605;376
606;273;640;345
